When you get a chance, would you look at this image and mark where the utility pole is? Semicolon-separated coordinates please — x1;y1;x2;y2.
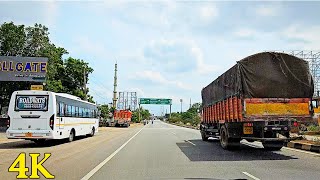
112;62;118;109
180;99;183;113
189;98;191;109
83;68;87;101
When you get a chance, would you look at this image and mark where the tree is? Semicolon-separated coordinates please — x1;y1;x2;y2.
24;23;50;57
131;107;151;123
187;103;201;114
168;103;201;126
63;57;94;101
41;44;68;92
98;105;110;119
0;22;26;56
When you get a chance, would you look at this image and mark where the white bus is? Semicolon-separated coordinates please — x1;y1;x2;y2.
6;90;99;144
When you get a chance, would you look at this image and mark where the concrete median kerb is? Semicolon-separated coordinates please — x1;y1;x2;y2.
286;141;320;153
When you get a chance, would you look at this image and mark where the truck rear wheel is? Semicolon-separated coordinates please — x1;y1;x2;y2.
201;131;208;141
262;141;283;151
220;125;240;150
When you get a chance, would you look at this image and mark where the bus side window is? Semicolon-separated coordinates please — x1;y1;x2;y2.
83;108;87;118
67;105;72;117
79;107;83;117
59;102;65;117
75;106;79;117
64;104;68;116
86;109;89;118
71;106;75;117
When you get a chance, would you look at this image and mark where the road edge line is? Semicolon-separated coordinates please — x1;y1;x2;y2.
242;172;260;180
81;126;145;180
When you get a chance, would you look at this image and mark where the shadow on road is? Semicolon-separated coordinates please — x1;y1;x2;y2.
177;139;297;161
0;136;88;149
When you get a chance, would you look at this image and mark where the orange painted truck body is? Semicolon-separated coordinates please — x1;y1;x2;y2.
114;110;132;127
202;98;311;124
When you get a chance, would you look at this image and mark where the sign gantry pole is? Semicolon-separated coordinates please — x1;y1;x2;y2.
138;103;141;122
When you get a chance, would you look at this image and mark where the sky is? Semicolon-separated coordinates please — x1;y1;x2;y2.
1;0;320;115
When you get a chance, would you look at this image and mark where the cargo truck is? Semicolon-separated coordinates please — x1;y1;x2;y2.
200;52;315;150
114;110;132;127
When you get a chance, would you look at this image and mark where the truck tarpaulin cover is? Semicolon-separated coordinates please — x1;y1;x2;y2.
202;52;314;107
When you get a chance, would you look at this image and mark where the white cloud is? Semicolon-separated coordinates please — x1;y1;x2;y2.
0;1;59;29
144;38;220;75
281;24;320;49
233;28;258;38
132;70;192;90
255;5;277;16
191;46;221;75
199;5;218;22
71;36;108;57
45;1;59;28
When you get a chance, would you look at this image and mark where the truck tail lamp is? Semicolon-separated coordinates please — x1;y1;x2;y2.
293;121;299;127
7;116;10;128
244;123;253;127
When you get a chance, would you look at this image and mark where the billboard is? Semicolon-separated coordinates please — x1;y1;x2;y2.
0;56;48;82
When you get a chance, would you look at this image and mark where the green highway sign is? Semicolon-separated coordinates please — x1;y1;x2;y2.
139;98;172;105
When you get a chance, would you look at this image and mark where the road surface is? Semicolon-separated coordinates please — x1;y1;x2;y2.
1;121;320;180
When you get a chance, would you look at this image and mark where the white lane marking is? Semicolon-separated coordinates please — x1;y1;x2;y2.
171;132;176;135
242;172;260;180
186;140;196;146
282;147;320;156
81;126;145;180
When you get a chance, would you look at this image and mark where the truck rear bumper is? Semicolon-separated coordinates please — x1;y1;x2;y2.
242;137;299;142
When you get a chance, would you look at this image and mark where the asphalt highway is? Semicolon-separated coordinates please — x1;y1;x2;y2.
1;121;320;180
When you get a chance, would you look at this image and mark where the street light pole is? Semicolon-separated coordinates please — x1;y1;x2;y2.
180;99;183;113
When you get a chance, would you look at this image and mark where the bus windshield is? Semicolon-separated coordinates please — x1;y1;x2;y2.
15;95;49;111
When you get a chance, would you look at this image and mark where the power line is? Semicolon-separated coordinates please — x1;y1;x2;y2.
89;89;110;103
89;81;112;99
90;77;113;92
